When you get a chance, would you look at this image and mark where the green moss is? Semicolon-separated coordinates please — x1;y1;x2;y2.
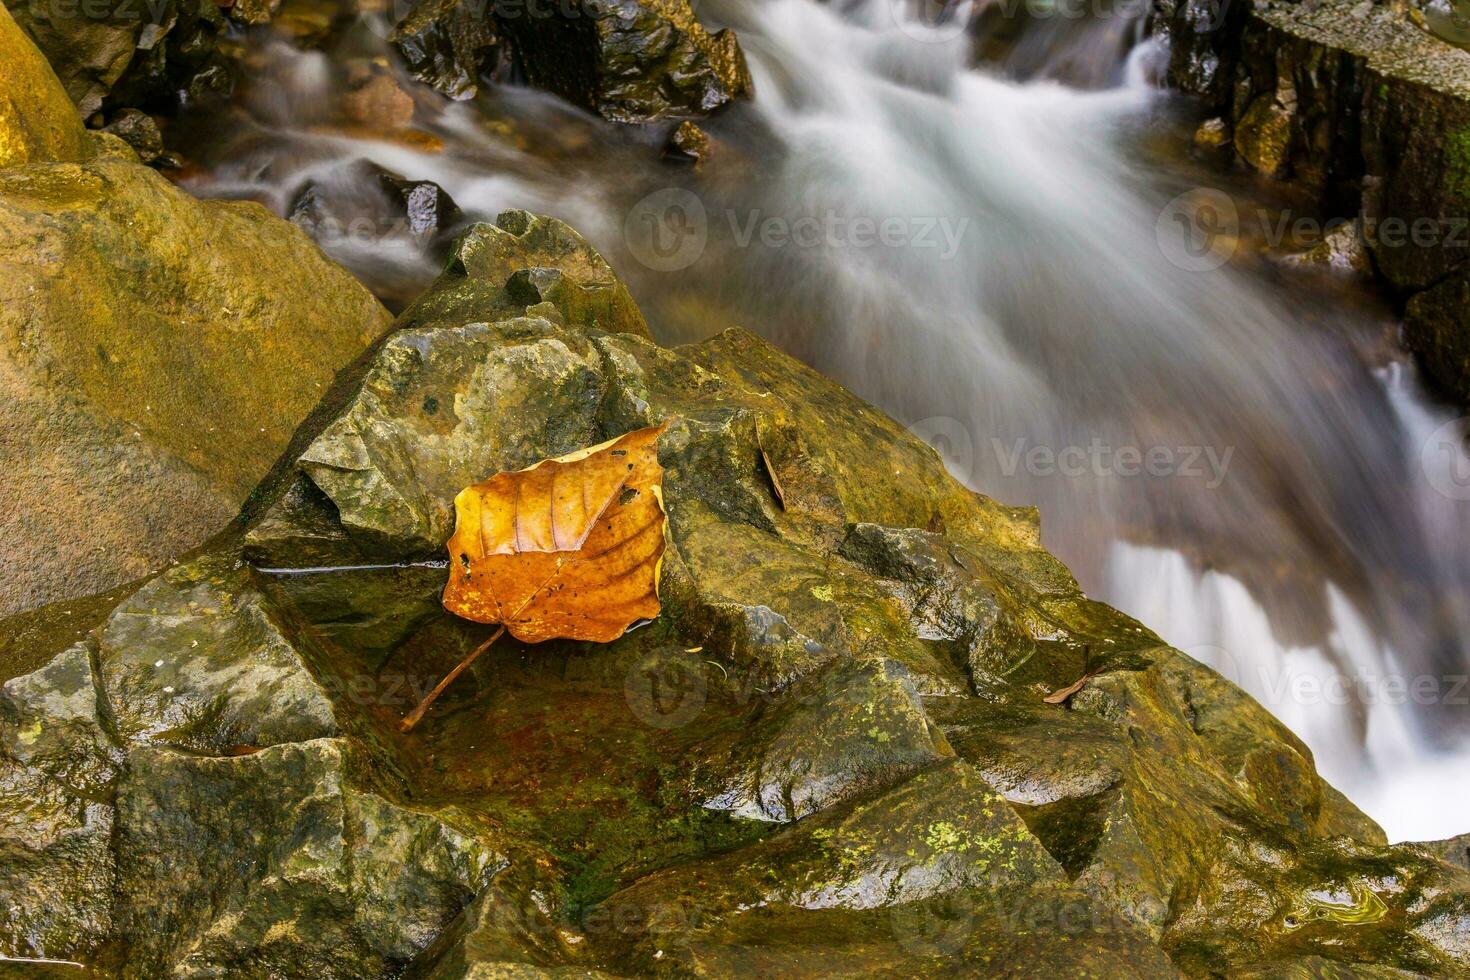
1445;125;1470;207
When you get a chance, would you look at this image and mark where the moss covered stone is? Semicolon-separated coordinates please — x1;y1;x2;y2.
1;210;1467;975
0;3;87;169
0;150;392;617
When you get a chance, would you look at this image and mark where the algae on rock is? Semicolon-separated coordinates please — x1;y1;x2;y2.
0;23;394;617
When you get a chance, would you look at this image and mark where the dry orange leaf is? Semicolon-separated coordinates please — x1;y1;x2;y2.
401;421;670;731
443;420;669;639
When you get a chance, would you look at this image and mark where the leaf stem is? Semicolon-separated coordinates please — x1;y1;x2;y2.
399;625;505;733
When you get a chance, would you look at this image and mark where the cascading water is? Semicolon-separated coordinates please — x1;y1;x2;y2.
181;0;1470;840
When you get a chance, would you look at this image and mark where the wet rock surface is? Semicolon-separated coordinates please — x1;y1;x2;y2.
2;208;1467;976
390;0;509;101
6;0;233;118
0;18;393;618
1156;0;1470;400
492;0;753;122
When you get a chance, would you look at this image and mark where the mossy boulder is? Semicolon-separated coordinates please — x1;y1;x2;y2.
1;209;1467;975
0;144;392;617
0;2;87;169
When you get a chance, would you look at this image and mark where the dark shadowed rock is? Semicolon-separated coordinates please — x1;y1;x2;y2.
390;0;507;101
7;0;232;117
494;0;753;123
99;107;163;163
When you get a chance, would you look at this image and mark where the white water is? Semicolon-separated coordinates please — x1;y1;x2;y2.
187;0;1470;840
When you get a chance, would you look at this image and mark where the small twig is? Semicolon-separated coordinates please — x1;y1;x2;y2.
1043;643;1097;706
400;625;505;733
1043;667;1102;705
757;431;787;509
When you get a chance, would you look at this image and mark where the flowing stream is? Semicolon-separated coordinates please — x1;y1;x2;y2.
182;0;1470;841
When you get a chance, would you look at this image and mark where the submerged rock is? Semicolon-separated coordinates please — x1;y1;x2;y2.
1;208;1467;974
0;22;393;618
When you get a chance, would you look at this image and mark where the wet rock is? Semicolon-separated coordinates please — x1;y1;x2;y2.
1193;116;1230;149
8;0;230;117
115;738;501;978
695;657;951;823
1165;833;1470;974
99;108;164;163
229;0;284;25
289;158;463;245
495;0;753;123
0;642;121;960
96;555;340;754
1406;267;1470;399
1154;0;1470;399
1412;832;1470;872
1233;91;1296;177
400;209;652;340
593;761;1178;974
0;148;391;617
341;71;417;130
3;207;1467;975
1278;218;1375;278
390;0;507;101
0;3;88;169
663;119;710;166
381;171;463;238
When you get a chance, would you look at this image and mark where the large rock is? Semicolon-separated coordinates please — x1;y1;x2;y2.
0;139;392;617
0;2;87;169
492;0;753;122
1155;0;1470;400
390;0;508;101
4;0;231;117
1;208;1467;975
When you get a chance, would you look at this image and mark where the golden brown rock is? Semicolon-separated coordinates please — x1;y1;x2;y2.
0;4;86;170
